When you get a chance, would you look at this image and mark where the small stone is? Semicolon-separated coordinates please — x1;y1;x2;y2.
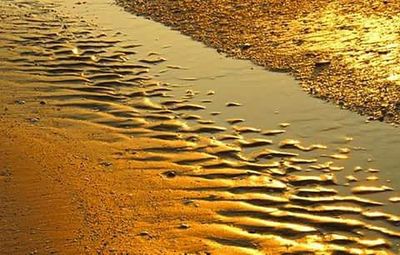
139;231;150;236
179;223;190;229
39;101;46;105
162;171;177;178
239;43;251;50
315;59;330;68
16;100;26;105
182;199;194;206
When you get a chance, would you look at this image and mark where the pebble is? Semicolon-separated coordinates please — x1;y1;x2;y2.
162;171;177;178
179;223;190;229
139;231;151;237
239;42;251;50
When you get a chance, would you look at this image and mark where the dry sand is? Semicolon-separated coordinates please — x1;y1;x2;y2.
0;99;212;255
117;0;400;124
0;104;212;255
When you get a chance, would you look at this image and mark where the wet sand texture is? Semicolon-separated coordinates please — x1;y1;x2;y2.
116;0;400;124
0;0;400;254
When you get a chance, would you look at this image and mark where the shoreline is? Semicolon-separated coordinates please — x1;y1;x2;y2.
0;0;399;254
116;0;400;124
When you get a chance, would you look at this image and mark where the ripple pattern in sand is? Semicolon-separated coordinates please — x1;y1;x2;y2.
1;0;399;254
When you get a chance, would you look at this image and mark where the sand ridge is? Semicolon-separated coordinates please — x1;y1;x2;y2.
0;0;400;254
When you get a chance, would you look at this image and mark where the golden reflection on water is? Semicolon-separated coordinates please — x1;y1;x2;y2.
286;2;400;85
2;0;400;254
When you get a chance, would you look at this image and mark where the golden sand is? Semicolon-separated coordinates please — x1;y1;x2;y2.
0;0;399;254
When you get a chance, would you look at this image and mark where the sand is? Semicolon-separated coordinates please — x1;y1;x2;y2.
0;114;215;254
116;0;400;124
1;0;400;254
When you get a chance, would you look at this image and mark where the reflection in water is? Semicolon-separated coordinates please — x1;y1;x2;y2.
1;0;400;254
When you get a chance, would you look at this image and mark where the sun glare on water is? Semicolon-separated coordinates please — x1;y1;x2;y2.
285;2;400;85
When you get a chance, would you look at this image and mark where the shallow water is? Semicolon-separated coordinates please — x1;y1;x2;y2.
1;0;400;253
60;0;400;169
115;0;400;124
60;0;400;188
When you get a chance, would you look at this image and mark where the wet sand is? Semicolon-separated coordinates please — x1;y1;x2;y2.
117;0;400;124
1;0;400;254
0;1;211;254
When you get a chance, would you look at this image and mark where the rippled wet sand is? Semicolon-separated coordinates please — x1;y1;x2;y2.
1;0;400;254
116;0;400;124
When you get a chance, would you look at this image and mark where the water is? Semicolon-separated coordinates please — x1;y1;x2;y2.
2;0;400;253
57;0;400;186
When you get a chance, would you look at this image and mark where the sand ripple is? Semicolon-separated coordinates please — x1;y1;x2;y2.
1;0;399;254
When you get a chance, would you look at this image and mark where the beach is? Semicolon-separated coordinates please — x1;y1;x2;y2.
117;0;400;124
0;0;400;254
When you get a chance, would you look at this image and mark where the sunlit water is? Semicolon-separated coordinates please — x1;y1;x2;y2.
1;0;400;253
64;0;400;184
